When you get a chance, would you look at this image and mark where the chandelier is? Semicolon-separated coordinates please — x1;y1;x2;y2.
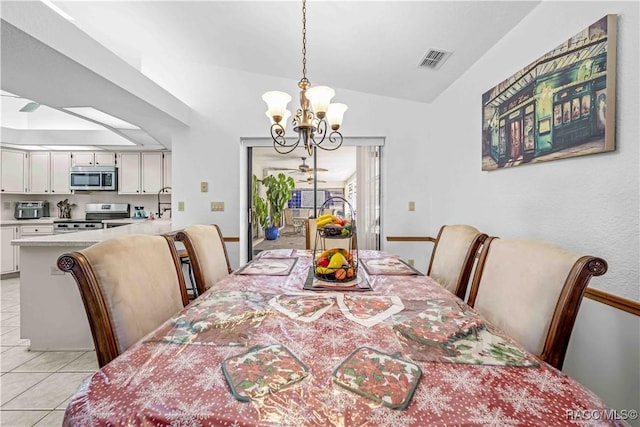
262;0;348;156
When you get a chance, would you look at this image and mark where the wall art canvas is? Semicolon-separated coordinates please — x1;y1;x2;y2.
482;15;617;171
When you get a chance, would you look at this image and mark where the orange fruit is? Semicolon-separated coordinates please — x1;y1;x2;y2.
335;269;347;281
346;267;354;278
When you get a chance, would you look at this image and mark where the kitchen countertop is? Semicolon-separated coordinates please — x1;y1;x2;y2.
1;217;57;225
11;219;176;247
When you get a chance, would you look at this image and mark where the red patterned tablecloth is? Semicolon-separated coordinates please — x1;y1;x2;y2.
63;250;621;426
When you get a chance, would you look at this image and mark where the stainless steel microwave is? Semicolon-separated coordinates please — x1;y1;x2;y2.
69;166;118;191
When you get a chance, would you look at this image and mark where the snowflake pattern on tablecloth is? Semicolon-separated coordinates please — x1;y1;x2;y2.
499;384;549;418
367;407;417;427
468;403;520;427
414;385;452;416
440;368;484;394
133;379;182;409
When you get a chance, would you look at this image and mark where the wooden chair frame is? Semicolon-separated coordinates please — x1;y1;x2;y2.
175;224;233;296
467;236;608;370
426;225;488;300
57;235;189;367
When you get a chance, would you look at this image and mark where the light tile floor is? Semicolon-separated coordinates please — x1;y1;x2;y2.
0;276;98;426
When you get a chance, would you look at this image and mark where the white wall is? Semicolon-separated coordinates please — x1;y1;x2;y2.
426;1;639;419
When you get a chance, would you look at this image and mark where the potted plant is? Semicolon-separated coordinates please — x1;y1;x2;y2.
262;173;295;240
252;174;269;236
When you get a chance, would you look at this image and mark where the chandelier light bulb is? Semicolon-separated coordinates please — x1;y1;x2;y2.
305;86;335;119
262;91;292;122
265;109;291;129
327;103;348;130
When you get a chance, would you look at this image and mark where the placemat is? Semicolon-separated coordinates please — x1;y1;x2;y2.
222;344;309;401
332;347;422;409
269;294;335;322
236;257;297;276
303;267;372;292
361;257;422;276
256;248;294;259
336;295;404;327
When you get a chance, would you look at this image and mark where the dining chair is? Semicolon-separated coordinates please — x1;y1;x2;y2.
57;234;189;367
467;237;607;370
175;224;233;296
306;218;355;252
426;224;488;300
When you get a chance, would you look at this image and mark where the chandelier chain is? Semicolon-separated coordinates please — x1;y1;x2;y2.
301;0;307;82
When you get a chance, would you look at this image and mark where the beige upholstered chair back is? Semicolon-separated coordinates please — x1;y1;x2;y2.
467;237;607;369
176;224;232;295
57;235;189;367
428;225;487;299
306;219;354;251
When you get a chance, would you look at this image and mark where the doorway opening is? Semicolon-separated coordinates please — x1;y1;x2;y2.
246;141;382;260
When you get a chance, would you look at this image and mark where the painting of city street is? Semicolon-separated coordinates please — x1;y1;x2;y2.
482;15;617;171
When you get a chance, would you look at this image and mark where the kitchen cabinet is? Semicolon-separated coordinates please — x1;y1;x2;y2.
162;152;172;193
1;226;19;274
50;152;72;194
27;151;71;195
117;152;142;194
141;152;163;194
20;225;54;236
71;151;116;166
117;152;170;195
1;149;27;194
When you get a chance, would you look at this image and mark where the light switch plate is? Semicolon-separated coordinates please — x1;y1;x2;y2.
210;201;224;212
200;182;209;192
409;201;415;211
178;201;185;211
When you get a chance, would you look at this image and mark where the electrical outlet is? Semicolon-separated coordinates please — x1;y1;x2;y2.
409;201;415;211
407;259;415;267
210;201;224;212
177;201;185;211
200;182;208;192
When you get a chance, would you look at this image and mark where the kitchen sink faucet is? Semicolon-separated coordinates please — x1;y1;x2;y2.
157;187;172;218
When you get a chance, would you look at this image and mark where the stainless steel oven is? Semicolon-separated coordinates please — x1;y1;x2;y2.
53;203;130;234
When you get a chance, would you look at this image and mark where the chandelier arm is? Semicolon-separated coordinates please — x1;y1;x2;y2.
270;124;300;155
315;127;344;151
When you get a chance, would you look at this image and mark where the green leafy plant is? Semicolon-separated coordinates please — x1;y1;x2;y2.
252;174;269;230
262;173;295;228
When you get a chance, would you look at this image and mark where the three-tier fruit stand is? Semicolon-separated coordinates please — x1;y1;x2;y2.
313;196;358;282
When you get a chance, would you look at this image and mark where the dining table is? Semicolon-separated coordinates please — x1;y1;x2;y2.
63;249;623;426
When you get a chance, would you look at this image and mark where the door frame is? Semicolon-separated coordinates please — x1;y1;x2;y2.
240;137;385;263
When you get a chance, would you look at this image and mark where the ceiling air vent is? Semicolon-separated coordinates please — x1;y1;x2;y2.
418;49;452;70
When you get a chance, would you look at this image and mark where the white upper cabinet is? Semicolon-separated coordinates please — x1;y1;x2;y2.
50;152;72;194
1;149;27;194
27;152;71;195
117;152;142;194
29;152;51;194
71;152;116;166
141;152;163;194
162;152;172;193
118;152;171;195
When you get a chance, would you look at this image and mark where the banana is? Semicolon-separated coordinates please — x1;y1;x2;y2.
316;266;336;275
316;217;334;227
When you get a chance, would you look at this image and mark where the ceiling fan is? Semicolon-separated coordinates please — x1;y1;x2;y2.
269;157;328;174
297;176;326;184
